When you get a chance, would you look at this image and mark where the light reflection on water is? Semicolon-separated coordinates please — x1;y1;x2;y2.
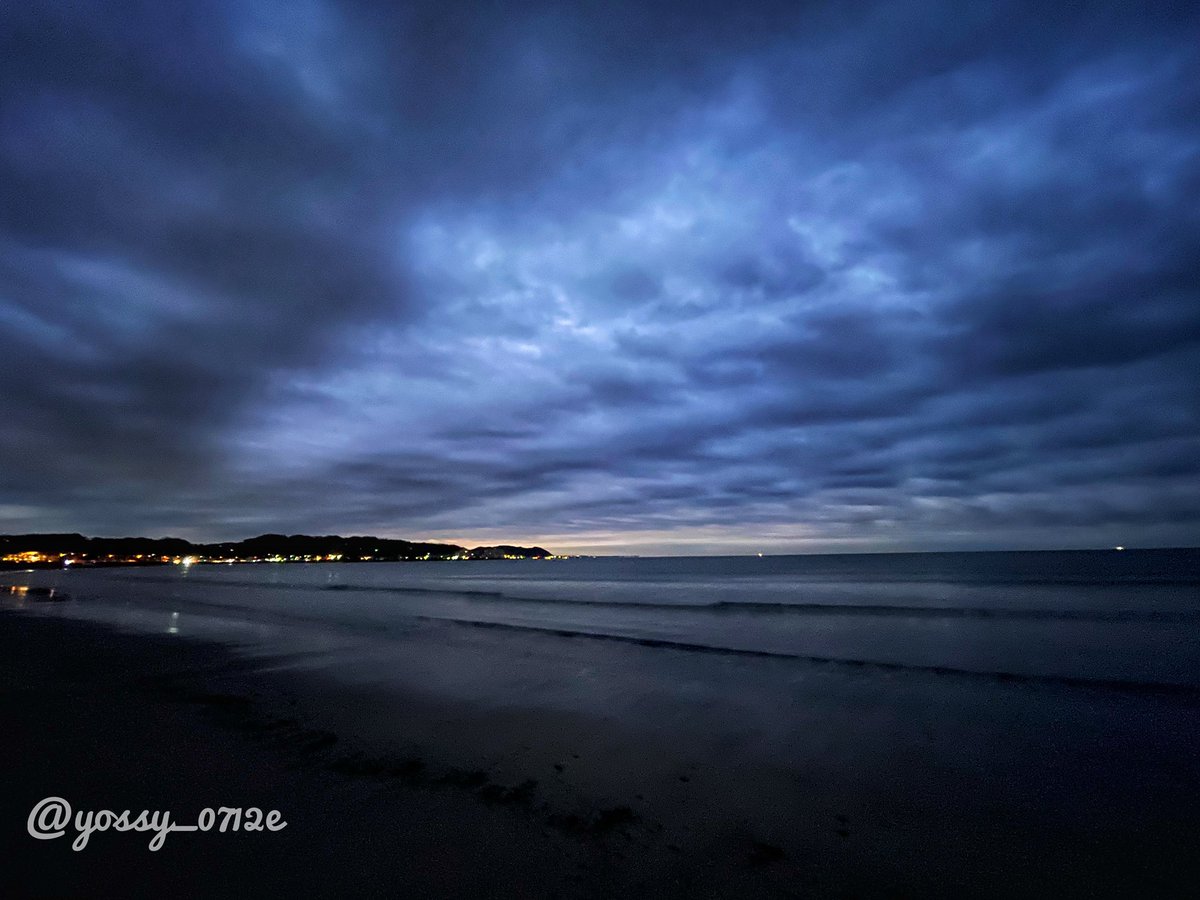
4;584;69;604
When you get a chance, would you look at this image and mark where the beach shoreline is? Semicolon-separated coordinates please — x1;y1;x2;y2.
2;607;1198;897
0;611;823;898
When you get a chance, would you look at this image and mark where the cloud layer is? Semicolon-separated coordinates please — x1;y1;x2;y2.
2;0;1198;552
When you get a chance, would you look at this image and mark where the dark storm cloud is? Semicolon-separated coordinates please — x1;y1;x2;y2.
1;0;1197;551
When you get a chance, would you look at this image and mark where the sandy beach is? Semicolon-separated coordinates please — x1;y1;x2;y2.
0;613;682;898
1;611;862;898
3;572;1199;899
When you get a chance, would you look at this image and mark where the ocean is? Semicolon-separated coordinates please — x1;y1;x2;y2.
5;548;1199;689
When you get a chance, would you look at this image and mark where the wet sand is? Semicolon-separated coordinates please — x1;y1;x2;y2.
2;610;1198;897
0;613;821;898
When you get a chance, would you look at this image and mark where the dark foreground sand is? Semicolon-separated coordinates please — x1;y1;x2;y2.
2;610;1198;898
0;613;826;898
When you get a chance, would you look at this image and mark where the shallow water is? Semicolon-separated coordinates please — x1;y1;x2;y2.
4;549;1199;688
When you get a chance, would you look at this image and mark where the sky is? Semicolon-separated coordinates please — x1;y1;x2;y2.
1;1;1198;555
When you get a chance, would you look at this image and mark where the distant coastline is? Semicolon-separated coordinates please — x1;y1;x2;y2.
0;533;558;569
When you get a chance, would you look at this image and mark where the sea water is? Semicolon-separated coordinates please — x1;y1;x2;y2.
6;549;1199;688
